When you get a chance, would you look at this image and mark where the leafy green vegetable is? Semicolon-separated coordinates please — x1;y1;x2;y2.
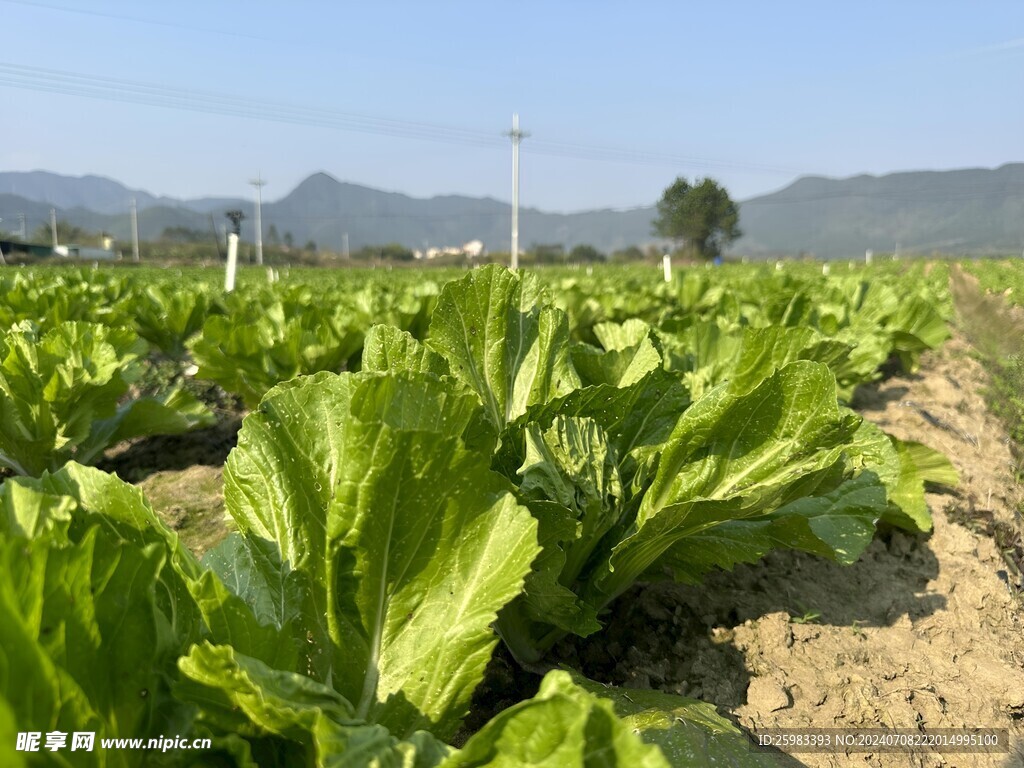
443;671;670;768
0;321;214;476
0;464;205;766
413;267;894;664
134;282;221;358
428;266;580;438
189;303;364;409
221;371;540;739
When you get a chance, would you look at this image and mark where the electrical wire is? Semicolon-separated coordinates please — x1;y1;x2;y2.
0;62;801;176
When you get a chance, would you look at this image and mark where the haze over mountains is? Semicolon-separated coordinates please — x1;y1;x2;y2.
1;164;1022;259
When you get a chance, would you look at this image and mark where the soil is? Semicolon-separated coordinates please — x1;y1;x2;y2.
137;464;230;558
98;380;242;558
548;277;1024;767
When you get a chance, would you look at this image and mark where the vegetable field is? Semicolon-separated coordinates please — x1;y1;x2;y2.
1;260;1022;767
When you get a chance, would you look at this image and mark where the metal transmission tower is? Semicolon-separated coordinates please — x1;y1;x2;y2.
249;174;267;266
506;114;529;270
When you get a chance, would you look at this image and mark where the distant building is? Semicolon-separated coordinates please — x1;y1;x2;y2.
463;240;485;258
414;240;487;260
0;241;117;262
55;244;118;260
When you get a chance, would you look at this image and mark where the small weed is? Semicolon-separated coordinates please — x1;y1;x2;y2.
789;608;822;625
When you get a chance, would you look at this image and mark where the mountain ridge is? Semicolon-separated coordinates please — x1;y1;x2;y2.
1;164;1022;258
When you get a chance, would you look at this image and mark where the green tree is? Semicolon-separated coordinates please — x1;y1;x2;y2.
267;224;280;246
160;226;206;243
652;177;741;259
568;244;605;263
529;243;565;265
610;245;645;263
32;219;93;245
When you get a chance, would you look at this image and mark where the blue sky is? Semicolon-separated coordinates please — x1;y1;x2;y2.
1;0;1022;211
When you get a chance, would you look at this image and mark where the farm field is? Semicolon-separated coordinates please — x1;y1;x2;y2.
1;259;1022;767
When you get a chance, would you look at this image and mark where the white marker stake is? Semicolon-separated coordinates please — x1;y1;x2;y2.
225;232;239;292
662;253;672;282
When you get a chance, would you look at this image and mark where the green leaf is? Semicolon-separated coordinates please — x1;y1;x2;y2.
653;471;886;583
224;371;541;741
0;321;211;476
190;303;364;408
363;324;450;376
178;642;451;768
197;535;311;673
77;387;216;466
428;265;580;434
18;464;207;657
589;362;866;607
845;423;950;532
572;319;662;388
494;369;690;489
0;478;75;539
0;504;195;764
498;417;622;662
441;670;671;768
134;282;219;358
886;437;958;531
568;672;789;767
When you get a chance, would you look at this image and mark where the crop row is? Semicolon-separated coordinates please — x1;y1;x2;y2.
0;263;956;766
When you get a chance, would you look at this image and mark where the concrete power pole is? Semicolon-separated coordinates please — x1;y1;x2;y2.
50;208;58;249
249;174;267;266
130;197;140;262
506;114;529;270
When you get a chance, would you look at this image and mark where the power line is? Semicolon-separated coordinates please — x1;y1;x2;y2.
0;62;805;176
0;0;278;44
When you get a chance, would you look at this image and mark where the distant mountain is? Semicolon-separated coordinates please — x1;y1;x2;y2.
2;165;1023;257
261;172;653;253
0;171;249;219
0;171;166;214
0;170;656;253
737;163;1024;258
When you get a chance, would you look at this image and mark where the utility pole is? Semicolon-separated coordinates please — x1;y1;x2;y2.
249;174;267;266
342;232;349;259
130;197;140;262
17;213;26;241
506;113;529;270
50;208;58;250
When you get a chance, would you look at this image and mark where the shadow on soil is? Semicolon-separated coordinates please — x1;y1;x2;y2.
461;526;944;763
553;526;943;713
851;382;909;411
98;416;243;483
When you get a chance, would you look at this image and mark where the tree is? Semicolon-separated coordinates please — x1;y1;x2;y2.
32;219;93;245
267;224;280;246
568;244;605;263
161;226;206;243
652;177;741;259
610;245;645;263
529;243;565;265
